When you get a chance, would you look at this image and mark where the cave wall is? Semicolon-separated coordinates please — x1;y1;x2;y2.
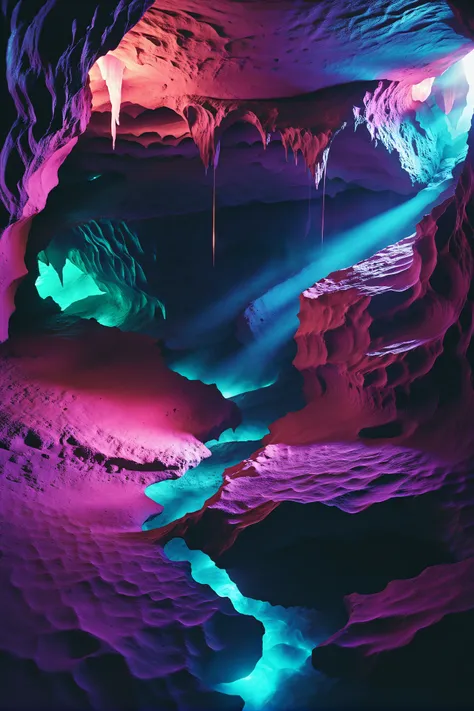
0;0;155;341
1;2;474;710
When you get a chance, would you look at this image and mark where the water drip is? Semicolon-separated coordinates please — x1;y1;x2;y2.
212;142;221;267
304;171;312;238
212;164;216;267
321;160;327;247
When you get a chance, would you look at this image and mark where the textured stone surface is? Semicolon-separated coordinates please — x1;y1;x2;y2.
0;485;257;711
92;0;469;104
1;0;472;341
0;322;261;710
0;0;156;340
171;119;474;559
0;322;239;469
312;557;474;698
1;2;474;709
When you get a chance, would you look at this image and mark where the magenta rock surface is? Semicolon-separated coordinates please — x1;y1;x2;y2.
1;2;474;710
0;324;258;710
312;556;474;703
0;323;239;469
0;471;256;710
315;556;474;657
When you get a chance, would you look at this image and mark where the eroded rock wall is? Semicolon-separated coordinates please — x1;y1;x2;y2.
0;0;155;340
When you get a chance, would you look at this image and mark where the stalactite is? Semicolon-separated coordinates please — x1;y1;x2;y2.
97;54;125;150
280;128;329;179
315;123;346;244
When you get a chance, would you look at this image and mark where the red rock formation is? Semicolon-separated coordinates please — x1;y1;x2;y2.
173;119;474;559
2;1;471;341
1;3;474;709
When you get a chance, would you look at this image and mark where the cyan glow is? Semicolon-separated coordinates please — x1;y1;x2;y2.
143;439;261;530
215;379;277;401
167;366;276;401
144;368;304;530
165;538;323;710
463;49;474;90
35;258;105;310
35;220;166;329
144;389;277;531
143;460;222;530
154;52;474;709
169;180;452;398
354;52;474;185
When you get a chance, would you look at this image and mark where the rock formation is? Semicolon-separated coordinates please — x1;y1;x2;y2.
1;2;474;710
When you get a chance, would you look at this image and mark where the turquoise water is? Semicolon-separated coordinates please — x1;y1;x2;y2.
147;182;460;706
143;439;261;531
144;373;327;708
165;538;325;710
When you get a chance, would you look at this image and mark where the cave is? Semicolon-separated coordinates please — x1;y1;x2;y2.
1;2;474;710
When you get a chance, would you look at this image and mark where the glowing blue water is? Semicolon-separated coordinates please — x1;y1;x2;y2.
143;439;261;530
144;367;304;532
154;182;455;705
151;179;457;706
165;538;326;710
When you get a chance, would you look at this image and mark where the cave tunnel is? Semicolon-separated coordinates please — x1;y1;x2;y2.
1;2;474;710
